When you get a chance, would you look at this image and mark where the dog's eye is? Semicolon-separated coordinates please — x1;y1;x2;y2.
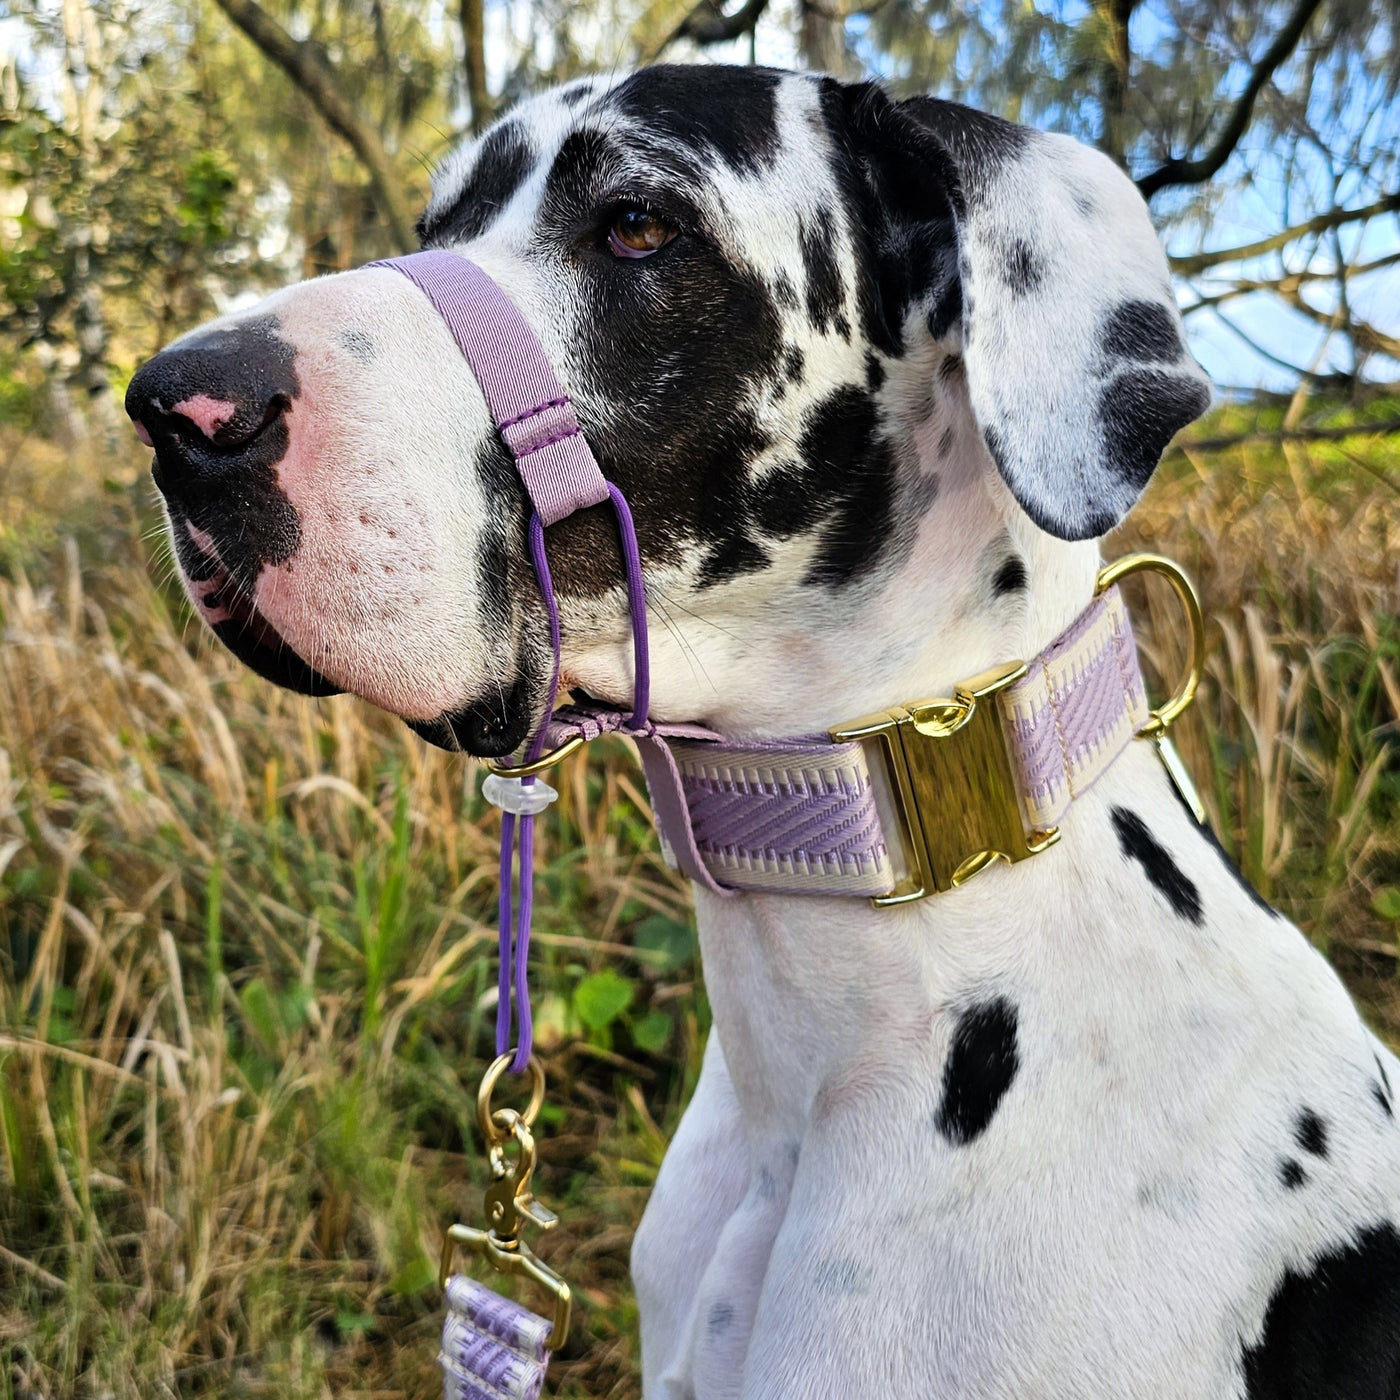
607;207;675;259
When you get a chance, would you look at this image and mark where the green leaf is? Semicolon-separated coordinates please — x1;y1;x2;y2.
631;1010;672;1054
238;977;279;1053
633;915;696;974
388;1255;436;1296
574;969;635;1031
335;1307;375;1337
1372;887;1400;922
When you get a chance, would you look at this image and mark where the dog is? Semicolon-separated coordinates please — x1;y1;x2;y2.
125;65;1400;1399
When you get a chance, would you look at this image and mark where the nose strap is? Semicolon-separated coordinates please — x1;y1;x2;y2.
371;250;652;1072
369;251;610;526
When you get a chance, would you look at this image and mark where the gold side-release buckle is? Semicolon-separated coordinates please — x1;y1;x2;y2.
439;1054;572;1351
831;661;1060;903
831;553;1207;905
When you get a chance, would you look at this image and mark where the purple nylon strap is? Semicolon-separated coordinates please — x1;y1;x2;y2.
374;252;650;1072
370;252;609;525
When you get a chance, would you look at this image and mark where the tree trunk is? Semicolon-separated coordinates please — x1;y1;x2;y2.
460;0;492;134
800;0;852;76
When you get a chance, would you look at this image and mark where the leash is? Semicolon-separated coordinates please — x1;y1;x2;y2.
370;250;1208;1397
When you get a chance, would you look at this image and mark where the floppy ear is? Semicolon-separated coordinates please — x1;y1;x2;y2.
824;83;1212;541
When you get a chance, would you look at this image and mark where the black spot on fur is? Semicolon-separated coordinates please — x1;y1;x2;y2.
939;353;964;383
936;998;1019;1146
1242;1223;1400;1399
937;424;956;457
420;120;534;245
1279;1159;1307;1189
864;351;885;391
1004;237;1042;296
606;64;781;176
1102;299;1183;364
339;328;377;363
927;276;963;340
800;207;846;337
1074;192;1097;218
1111;807;1204;926
560;83;593;108
1098;368;1212;490
1376;1056;1394;1119
817;80;962;357
783;346;805;384
707;1301;734;1336
750;386;899;588
1296;1109;1328;1158
992;553;1027;596
773;272;798;310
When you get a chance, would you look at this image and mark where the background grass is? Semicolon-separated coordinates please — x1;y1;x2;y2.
0;403;1398;1398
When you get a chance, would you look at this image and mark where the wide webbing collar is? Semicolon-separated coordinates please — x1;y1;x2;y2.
544;558;1204;905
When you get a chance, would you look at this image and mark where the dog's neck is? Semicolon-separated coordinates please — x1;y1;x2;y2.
559;379;1168;1147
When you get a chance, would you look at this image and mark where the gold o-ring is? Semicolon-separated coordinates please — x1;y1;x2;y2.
476;1053;546;1146
1094;552;1206;740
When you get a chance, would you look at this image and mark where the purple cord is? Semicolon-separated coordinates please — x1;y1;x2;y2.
496;488;650;1071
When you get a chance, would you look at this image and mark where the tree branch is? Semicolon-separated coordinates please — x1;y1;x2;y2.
210;0;417;250
1136;0;1325;198
653;0;769;55
1168;191;1400;275
1276;287;1400;362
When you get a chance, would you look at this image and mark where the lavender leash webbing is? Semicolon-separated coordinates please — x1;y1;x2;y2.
371;252;652;1073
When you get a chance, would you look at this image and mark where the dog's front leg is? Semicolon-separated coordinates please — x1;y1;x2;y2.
634;1031;752;1398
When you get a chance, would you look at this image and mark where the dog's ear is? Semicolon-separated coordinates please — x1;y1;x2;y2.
823;82;1212;541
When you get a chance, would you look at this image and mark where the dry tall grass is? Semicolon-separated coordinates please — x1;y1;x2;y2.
1;407;1397;1398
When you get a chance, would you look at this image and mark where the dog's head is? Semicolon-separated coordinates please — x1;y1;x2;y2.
125;66;1209;756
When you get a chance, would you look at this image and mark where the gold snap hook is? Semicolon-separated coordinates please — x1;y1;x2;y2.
476;1052;547;1147
1094;552;1206;739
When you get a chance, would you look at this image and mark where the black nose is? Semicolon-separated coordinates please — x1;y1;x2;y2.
125;315;299;493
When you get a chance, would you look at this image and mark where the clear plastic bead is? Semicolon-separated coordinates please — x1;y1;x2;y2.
482;772;559;817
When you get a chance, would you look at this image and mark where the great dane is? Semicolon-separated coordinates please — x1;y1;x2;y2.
125;65;1400;1399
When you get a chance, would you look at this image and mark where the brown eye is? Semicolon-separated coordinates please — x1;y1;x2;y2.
608;207;675;258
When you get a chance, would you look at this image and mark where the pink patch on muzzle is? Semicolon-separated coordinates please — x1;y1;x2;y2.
171;393;238;440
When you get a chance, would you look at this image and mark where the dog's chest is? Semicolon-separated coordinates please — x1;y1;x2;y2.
653;746;1400;1397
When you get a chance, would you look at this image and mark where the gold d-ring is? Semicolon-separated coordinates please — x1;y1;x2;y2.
476;1053;546;1147
1094;552;1205;738
482;735;587;779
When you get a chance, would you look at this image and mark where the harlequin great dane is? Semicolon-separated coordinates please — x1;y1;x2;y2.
125;64;1400;1399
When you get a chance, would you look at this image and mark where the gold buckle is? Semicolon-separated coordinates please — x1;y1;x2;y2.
1094;552;1208;822
832;553;1207;905
831;661;1060;904
439;1053;572;1351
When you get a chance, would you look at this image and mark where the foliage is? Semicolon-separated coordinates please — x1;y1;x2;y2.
0;405;1395;1396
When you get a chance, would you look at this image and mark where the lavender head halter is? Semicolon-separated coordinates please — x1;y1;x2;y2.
370;251;652;1073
